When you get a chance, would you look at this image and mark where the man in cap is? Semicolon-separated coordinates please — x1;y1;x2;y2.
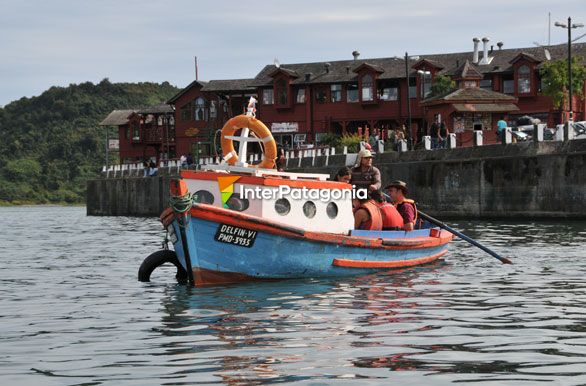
350;149;381;194
385;180;417;231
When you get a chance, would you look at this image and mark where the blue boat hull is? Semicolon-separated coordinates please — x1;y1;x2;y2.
164;204;452;286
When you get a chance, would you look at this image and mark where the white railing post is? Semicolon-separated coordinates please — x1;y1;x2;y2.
424;135;431;150
474;130;483;147
448;133;457;149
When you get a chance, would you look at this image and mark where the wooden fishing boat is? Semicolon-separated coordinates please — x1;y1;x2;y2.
140;102;453;286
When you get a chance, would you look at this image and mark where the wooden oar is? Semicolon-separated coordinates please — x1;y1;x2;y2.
417;210;512;265
382;192;512;264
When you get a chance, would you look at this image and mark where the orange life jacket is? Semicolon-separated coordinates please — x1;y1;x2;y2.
357;201;383;231
394;198;417;225
375;202;404;229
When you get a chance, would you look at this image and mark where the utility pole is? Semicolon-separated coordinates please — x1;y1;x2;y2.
404;52;412;148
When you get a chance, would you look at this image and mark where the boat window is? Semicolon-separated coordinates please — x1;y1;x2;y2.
275;198;291;215
193;190;214;205
303;201;316;218
326;202;338;219
226;194;249;211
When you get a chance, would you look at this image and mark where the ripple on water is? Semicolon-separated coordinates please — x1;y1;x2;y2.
1;207;586;384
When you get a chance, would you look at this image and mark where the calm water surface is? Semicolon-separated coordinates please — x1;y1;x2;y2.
1;206;586;385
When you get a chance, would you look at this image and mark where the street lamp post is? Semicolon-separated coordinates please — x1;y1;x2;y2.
404;52;412;148
555;17;584;140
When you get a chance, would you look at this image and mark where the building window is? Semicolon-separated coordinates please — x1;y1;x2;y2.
296;88;305;103
378;80;398;101
361;74;374;101
209;101;217;119
347;83;358;102
194;97;207;121
132;121;140;141
315;87;327;103
420;73;432;97
180;103;192;121
276;79;288;105
409;77;417;99
464;80;477;88
331;84;342;102
503;76;514;94
124;126;130;140
518;65;531;94
262;89;274;105
480;79;492;90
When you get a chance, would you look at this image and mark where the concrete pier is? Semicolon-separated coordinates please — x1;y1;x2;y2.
87;140;586;218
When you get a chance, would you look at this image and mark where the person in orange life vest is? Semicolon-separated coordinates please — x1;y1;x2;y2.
352;195;383;231
385;180;417;231
370;189;404;230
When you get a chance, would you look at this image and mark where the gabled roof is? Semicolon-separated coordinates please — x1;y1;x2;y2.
138;103;174;114
99;109;137;126
251;42;586;86
412;58;444;71
201;78;256;92
453;60;483;79
352;62;385;74
509;52;541;65
267;67;299;78
422;87;517;106
167;80;207;104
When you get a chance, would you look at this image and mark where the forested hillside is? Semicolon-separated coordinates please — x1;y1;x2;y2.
0;79;179;204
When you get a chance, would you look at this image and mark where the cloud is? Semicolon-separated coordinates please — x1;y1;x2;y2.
0;0;584;106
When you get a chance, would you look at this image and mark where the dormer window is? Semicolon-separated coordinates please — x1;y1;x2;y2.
518;65;531;94
347;83;358;102
262;89;274;105
276;79;288;105
194;97;207;121
361;74;374;101
331;84;342;102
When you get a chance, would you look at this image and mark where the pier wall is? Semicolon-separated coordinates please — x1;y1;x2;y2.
87;140;586;218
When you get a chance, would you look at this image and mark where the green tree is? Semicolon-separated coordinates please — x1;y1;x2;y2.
540;56;586;109
0;81;180;204
430;75;456;97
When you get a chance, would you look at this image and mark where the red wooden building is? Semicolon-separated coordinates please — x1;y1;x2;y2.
104;40;586;163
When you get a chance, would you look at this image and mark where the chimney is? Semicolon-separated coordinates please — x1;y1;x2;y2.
324;62;331;73
352;50;360;60
346;66;350;74
479;37;491;65
497;41;504;50
490;45;494;54
304;73;312;82
472;38;480;64
456;59;460;67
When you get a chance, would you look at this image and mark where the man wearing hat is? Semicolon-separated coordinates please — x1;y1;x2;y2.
350;149;381;193
385;180;417;231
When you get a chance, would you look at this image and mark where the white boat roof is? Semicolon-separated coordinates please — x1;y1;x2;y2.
201;164;330;181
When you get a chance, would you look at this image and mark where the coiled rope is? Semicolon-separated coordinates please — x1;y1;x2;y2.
169;192;193;214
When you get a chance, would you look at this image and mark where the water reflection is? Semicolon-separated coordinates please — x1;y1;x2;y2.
2;207;586;384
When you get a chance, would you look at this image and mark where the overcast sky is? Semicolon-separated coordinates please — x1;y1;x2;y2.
1;0;584;106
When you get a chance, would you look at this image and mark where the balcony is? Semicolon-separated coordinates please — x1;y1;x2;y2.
143;124;175;144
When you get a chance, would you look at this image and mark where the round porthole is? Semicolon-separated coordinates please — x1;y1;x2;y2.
275;198;291;216
226;194;249;211
326;202;338;219
193;190;214;204
303;201;317;219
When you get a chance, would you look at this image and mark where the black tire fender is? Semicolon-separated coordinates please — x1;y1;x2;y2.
138;250;188;283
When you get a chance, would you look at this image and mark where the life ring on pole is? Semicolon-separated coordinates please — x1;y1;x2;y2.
221;114;277;169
